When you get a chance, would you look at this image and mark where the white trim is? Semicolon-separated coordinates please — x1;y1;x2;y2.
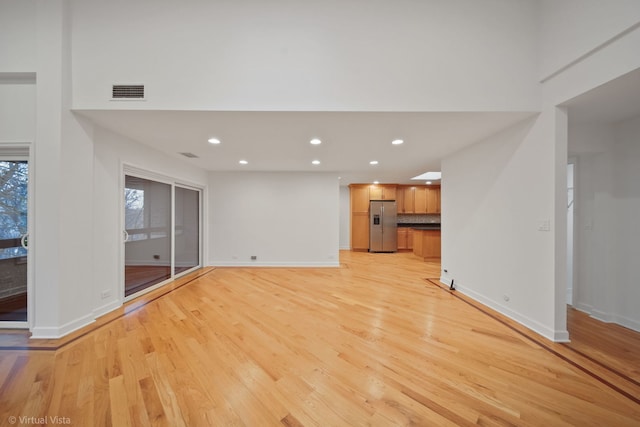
591;309;614;323
122;163;205;302
573;302;593;314
0;321;28;329
571;303;640;333
93;300;122;319
0;145;33;330
439;277;568;342
613;314;640;333
31;313;95;339
540;21;640;83
211;261;340;268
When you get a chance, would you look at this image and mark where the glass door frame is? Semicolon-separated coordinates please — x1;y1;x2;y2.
121;165;203;302
173;183;203;280
0;145;33;329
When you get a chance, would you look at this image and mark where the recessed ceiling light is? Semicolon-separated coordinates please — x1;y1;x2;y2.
208;138;221;144
310;138;322;145
373;181;379;184
369;160;379;165
392;139;404;145
239;160;248;165
312;160;320;165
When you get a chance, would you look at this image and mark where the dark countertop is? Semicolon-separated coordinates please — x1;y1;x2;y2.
397;223;441;230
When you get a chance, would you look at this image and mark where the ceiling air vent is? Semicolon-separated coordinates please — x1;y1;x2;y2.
179;152;199;158
112;84;144;100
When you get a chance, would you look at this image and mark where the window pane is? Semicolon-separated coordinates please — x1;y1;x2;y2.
174;186;200;275
124;176;171;297
0;160;28;322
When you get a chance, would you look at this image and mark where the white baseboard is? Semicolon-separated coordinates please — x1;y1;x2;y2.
570;303;640;333
212;261;340;268
591;309;614;323
31;313;95;339
573;302;593;314
439;276;568;342
93;299;122;319
615;314;640;333
0;321;28;329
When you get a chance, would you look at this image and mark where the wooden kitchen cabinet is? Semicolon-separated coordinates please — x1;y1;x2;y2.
414;187;427;214
351;212;369;251
369;185;396;201
402;187;415;213
350;183;440;252
382;185;396;200
426;186;441;213
351;185;370;212
396;188;405;213
368;185;382;200
397;227;408;250
350;185;371;251
412;229;441;260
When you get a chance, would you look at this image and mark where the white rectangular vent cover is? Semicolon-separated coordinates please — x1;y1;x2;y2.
112;84;144;99
179;152;199;158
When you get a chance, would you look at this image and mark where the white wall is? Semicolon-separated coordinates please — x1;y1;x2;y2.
0;83;35;142
92;126;208;319
209;172;339;267
441;5;640;342
339;186;350;250
0;0;36;72
70;0;539;111
538;0;640;80
572;117;640;332
441;115;563;340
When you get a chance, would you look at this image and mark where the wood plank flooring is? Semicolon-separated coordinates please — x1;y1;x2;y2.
1;251;639;426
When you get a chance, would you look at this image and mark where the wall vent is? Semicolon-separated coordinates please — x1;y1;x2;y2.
112;84;144;99
179;152;199;158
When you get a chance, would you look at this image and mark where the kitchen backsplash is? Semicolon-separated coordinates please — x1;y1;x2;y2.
397;214;441;224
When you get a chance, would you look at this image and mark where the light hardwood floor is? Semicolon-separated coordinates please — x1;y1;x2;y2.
0;251;639;426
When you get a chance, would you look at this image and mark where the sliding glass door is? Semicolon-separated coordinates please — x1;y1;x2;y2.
0;160;28;323
124;176;172;297
124;173;201;298
174;186;200;275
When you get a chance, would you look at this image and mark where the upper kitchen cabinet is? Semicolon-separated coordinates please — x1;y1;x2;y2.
402;187;415;213
369;184;396;201
426;186;441;214
396;185;441;214
350;184;370;212
414;187;427;214
396;188;405;213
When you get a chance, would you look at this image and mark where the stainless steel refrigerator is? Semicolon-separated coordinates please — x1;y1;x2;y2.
369;200;397;252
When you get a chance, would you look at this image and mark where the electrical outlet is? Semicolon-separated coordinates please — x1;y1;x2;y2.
503;294;510;302
100;290;112;299
251;255;257;261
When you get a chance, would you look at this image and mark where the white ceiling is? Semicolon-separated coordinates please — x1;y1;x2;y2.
77;110;535;185
563;68;640;124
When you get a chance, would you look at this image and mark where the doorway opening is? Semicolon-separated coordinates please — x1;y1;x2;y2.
123;170;202;299
567;160;575;306
0;157;29;325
